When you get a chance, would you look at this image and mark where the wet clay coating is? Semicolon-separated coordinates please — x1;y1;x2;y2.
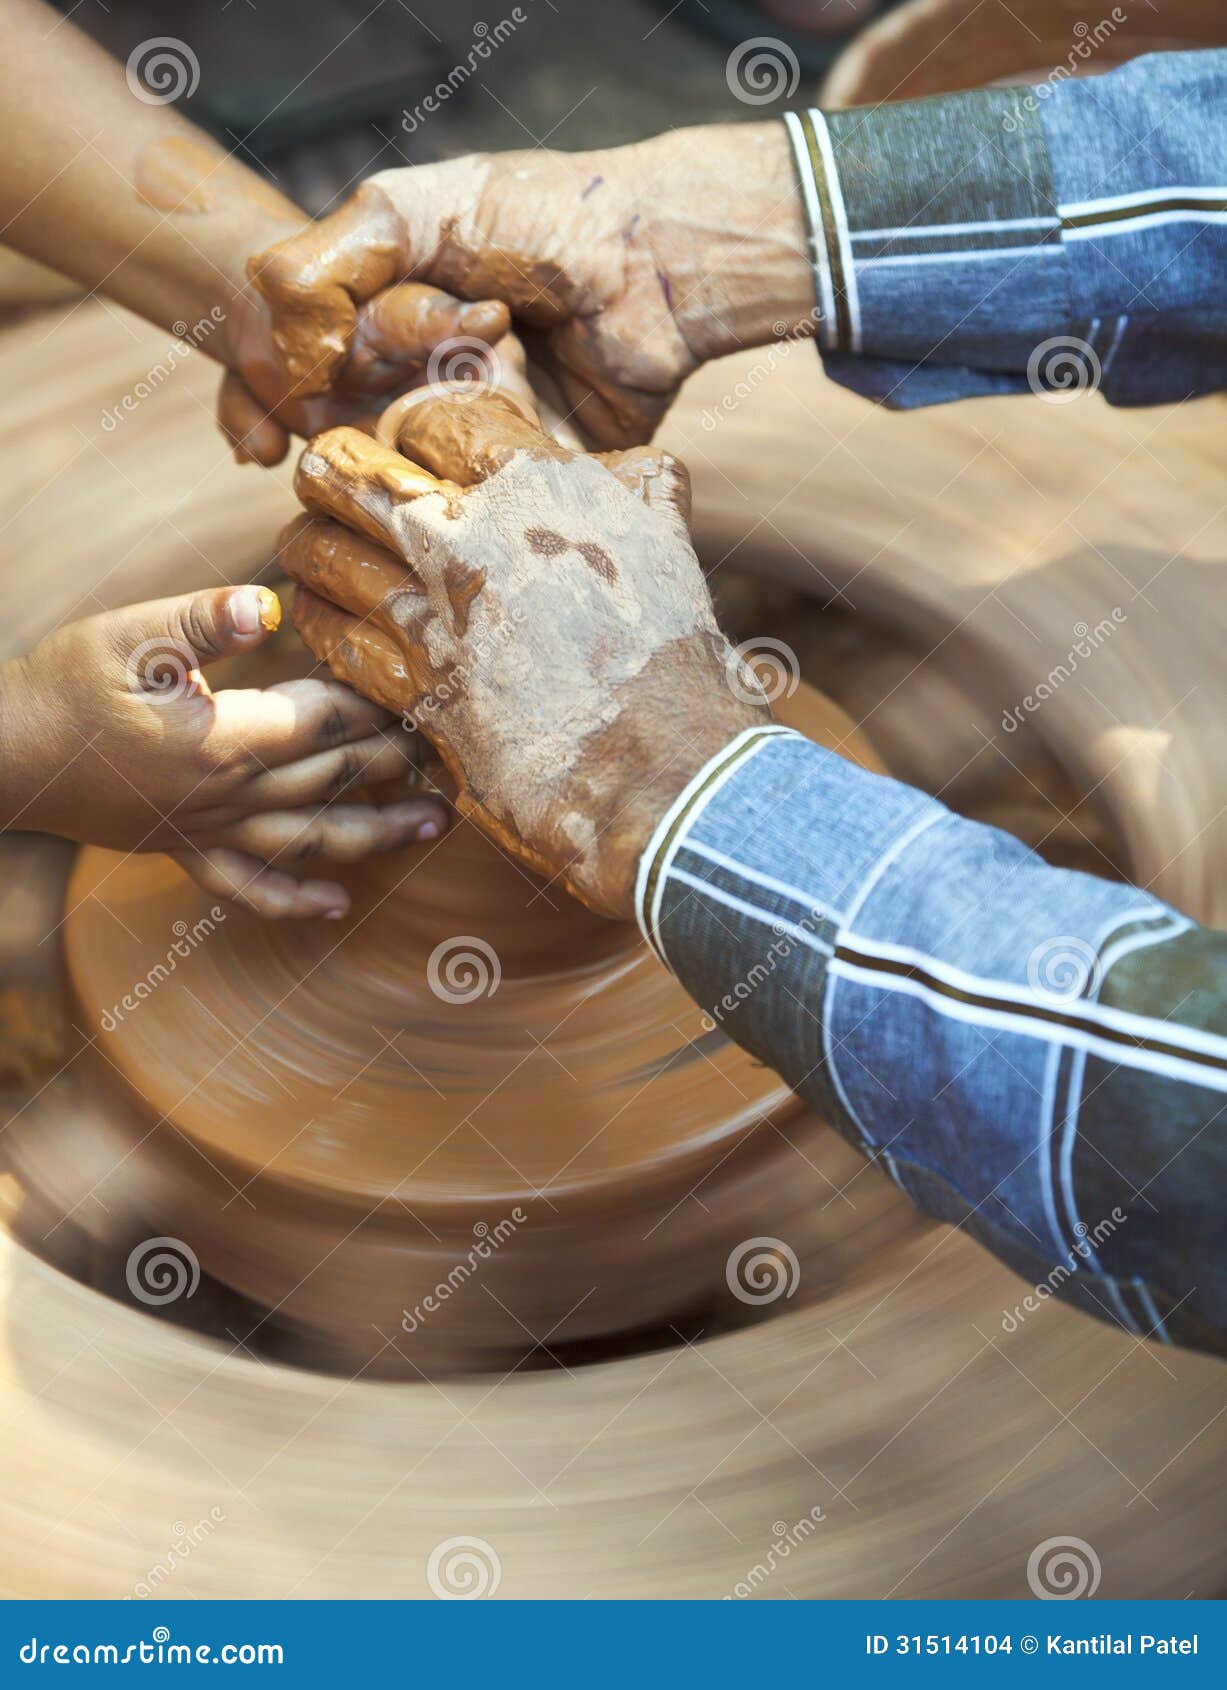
248;128;816;444
284;397;756;918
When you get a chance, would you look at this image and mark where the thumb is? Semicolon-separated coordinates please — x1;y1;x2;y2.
250;186;408;394
117;586;282;697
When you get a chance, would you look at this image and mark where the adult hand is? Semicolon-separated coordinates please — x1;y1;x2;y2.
0;587;448;918
248;124;813;449
279;391;772;918
218;272;511;467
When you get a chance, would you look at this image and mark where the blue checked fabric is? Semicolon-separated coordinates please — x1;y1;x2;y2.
636;728;1227;1357
783;50;1227;407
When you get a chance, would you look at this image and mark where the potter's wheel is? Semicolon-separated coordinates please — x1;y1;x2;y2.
4;95;1227;1583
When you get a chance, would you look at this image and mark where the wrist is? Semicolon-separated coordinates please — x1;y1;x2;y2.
635;123;815;362
572;637;773;921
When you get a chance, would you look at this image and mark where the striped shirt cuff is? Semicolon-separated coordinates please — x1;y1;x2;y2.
634;724;802;969
783;88;1067;374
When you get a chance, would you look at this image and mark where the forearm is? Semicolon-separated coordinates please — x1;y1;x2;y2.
787;49;1227;408
0;0;302;356
638;731;1227;1357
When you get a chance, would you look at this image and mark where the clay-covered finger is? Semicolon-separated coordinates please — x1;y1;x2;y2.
341;286;510;393
294;427;460;551
173;845;351;920
379;388;567;486
232;727;425;813
211;797;446;866
293;587;425;720
277;514;424;622
249;191;407;393
595;446;692;528
217;370;290;466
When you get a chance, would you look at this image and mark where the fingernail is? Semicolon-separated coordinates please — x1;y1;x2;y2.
416;820;440;841
323;907;346;920
257;587;282;632
229;587;263;635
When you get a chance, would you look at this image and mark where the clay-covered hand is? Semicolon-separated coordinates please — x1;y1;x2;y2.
280;391;771;919
218;272;513;468
248;124;813;450
0;588;448;919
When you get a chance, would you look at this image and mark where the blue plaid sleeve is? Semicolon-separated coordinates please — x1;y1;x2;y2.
637;728;1227;1357
784;50;1227;408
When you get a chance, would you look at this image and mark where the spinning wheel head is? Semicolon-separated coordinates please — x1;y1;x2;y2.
61;683;882;1371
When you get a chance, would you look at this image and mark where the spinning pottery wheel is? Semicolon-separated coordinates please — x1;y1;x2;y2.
58;681;880;1374
2;9;1227;1593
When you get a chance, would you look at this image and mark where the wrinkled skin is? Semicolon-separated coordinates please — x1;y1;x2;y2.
0;588;447;919
250;125;813;449
218;276;513;467
281;392;771;917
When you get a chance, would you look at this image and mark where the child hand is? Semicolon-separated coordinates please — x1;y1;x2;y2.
0;585;448;918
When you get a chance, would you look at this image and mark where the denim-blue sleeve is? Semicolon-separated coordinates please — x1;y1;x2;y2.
786;50;1227;408
639;729;1227;1357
